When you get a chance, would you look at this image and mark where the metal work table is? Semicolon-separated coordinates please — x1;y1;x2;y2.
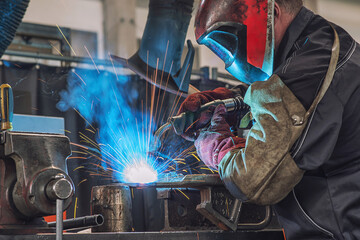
0;230;284;240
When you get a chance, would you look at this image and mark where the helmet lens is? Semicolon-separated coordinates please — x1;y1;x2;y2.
195;0;274;83
199;30;238;67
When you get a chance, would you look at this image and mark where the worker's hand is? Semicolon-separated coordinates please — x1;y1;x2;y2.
195;105;246;170
178;87;235;141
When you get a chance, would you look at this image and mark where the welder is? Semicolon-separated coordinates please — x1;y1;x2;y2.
179;0;360;239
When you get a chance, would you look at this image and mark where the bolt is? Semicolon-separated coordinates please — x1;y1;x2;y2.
46;178;73;201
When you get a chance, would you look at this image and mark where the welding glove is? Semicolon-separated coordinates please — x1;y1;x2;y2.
178;86;247;141
194;105;246;170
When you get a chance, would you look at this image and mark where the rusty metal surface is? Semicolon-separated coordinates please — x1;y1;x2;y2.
0;230;285;240
91;185;133;232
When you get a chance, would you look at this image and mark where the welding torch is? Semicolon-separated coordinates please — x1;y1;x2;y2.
153;96;249;148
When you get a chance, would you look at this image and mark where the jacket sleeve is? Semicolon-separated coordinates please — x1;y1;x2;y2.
218;74;307;205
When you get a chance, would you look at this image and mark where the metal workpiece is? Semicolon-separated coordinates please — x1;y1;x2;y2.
197;187;273;231
238;203;273;230
158;188;217;231
158;186;251;232
125;174;223;188
91;185;133;232
0;131;74;234
196;187;242;231
126;175;273;232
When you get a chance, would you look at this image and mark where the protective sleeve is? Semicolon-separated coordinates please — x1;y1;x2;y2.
218;74;307;205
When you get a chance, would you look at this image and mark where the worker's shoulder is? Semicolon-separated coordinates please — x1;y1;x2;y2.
316;18;360;103
332;22;358;70
329;39;360;105
302;14;356;68
276;14;358;109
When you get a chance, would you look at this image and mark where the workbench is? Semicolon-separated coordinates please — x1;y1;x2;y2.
0;230;284;240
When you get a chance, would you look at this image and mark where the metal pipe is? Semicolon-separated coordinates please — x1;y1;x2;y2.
3;50;240;84
48;214;104;230
56;199;63;240
3;50;120;67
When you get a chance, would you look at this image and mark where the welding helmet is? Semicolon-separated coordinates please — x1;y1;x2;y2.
195;0;275;85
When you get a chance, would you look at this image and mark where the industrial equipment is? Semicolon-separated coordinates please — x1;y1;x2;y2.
0;84;74;235
89;175;276;231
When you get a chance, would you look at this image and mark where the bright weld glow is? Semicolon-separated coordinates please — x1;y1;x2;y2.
124;161;158;184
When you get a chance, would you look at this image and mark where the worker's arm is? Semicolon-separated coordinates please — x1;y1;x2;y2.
178;86;247;140
196;75;307;205
194;104;246;170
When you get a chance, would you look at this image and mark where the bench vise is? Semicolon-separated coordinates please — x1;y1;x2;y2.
0;131;74;234
0;84;74;234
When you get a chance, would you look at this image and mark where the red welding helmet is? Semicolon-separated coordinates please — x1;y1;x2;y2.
195;0;275;85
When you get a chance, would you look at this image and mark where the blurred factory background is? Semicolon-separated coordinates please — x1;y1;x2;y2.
0;0;359;236
3;0;360;70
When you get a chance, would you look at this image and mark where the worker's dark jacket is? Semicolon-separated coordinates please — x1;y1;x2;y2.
272;7;360;240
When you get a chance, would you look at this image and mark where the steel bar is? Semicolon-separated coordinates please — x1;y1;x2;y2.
3;50;117;66
3;50;239;84
124;174;223;188
56;199;64;240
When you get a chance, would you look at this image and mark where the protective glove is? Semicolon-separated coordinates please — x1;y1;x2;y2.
177;87;238;141
194;105;246;170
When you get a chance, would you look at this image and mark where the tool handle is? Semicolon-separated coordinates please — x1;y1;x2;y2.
0;84;13;131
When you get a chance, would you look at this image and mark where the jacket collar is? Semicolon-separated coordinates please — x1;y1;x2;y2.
274;7;314;70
